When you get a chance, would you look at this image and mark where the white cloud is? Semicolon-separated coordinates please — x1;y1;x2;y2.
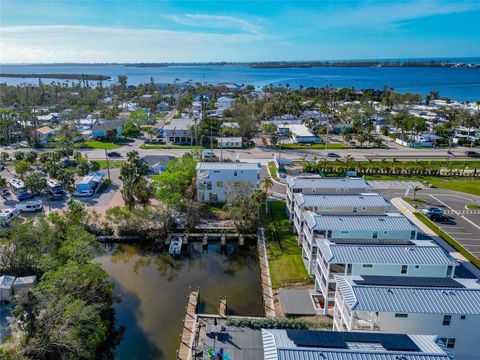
0;25;265;63
166;13;263;36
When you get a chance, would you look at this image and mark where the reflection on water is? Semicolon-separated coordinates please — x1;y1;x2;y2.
96;242;263;360
0;304;13;344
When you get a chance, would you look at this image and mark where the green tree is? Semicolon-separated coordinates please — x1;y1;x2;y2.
14;159;32;180
119;150;149;209
25;172;47;195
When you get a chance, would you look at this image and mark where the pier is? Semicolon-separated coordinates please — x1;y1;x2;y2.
177;290;200;360
257;228;276;317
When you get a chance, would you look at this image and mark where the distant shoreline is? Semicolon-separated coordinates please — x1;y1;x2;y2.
249;61;480;69
0;73;111;81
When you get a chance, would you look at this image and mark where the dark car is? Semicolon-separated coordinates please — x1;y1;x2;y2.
17;192;35;201
327;152;340;158
48;193;64;201
107;151;122;158
465;151;480;158
59;159;78;168
428;213;450;223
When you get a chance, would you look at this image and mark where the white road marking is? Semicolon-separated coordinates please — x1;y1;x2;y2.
429;194;480;231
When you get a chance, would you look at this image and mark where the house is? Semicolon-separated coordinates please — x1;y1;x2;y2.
261;329;455;360
395;133;443;148
75;172;105;193
333;275;480;360
140;155;173;174
12;276;37;296
216;137;243;149
280;124;321;144
91;120;126;139
35;126;55;145
286;176;371;219
216;96;235;116
292;193;391;239
163;117;193;145
0;276;15;302
301;212;419;274
196;162;261;203
220;122;239;129
315;240;457;314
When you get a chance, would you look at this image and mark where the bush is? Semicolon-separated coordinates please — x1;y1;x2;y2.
226;317;312;329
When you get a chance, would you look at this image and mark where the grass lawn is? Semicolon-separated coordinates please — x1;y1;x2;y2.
76;140;124;150
414;212;480;268
365;174;480;197
140;144;203;150
279;143;346;150
466;204;480;209
268;161;279;181
261;200;310;289
95;159;124;168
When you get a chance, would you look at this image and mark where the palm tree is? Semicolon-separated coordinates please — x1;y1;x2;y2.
260;177;274;213
412;185;422;200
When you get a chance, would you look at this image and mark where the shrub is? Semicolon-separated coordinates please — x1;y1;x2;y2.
226;317;312;329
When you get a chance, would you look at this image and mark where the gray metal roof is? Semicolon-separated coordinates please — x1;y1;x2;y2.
316;239;457;266
336;275;480;314
287;176;370;190
196;162;262;171
278;289;316;316
294;193;389;208
304;212;418;232
262;330;453;360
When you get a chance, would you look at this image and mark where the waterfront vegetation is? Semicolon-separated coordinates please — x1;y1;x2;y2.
262;200;310;289
226;317;312;329
414;212;480;268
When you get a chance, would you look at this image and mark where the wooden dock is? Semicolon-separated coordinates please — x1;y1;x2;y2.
257;228;276;318
218;298;227;317
177;290;199;360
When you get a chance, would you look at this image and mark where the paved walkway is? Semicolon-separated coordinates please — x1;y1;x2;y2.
391;197;480;278
258;228;276;318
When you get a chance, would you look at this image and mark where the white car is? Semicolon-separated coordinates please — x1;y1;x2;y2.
73;190;94;197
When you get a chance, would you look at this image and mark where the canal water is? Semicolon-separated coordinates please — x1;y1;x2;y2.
96;242;263;360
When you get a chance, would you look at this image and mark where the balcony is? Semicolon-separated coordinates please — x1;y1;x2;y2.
352;315;380;331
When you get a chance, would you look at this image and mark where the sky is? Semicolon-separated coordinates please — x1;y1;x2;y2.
1;0;479;63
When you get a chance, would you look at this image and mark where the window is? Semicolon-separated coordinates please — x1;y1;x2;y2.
206;182;212;190
441;338;456;349
234;171;238;176
340;230;350;235
362;264;373;268
324;205;334;211
415;265;420;269
446;265;453;277
395;313;408;318
352;207;358;213
461;315;466;320
401;265;408;274
442;315;452;326
383;230;388;235
410;231;416;239
372;230;379;239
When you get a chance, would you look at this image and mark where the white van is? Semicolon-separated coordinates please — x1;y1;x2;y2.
15;201;43;213
0;208;19;226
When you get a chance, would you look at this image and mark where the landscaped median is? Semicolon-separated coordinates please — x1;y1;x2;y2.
267;161;280;182
414;212;480;268
140;144;203;150
261;200;310;289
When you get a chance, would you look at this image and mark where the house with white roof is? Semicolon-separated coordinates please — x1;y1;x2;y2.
196;162;261;203
292;193;391;240
315;240;457;314
333;275;480;360
216;137;243;148
301;212;419;274
261;329;455;360
286;176;371;221
163;117;193;145
279;124;321;144
0;276;15;302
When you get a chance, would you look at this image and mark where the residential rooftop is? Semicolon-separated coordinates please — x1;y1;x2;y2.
304;212;418;232
294;193;389;208
163;117;193;131
287;176;370;190
336;275;480;314
317;239;457;266
196;162;262;171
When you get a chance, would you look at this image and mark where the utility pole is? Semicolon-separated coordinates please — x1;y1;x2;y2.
104;149;111;181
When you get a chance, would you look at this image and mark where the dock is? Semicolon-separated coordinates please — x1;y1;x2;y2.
218;297;227;317
177;290;200;360
257;228;276;317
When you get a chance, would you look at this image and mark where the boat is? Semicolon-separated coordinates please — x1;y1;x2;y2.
169;236;183;255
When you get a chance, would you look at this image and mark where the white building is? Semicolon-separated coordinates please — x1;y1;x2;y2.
196;162;261;203
301;212;419;274
286;176;371;220
216;96;235;116
261;329;455;360
292;193;391;238
279;124;321;144
163;117;193;145
334;275;480;360
216;137;243;149
315;240;457;314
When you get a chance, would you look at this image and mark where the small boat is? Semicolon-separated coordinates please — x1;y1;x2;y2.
169;236;183;255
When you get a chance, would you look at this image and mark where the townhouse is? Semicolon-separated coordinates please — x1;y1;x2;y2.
292;193;391;242
196;162;261;203
333;275;480;360
315;239;457;314
302;212;419;274
286;176;371;220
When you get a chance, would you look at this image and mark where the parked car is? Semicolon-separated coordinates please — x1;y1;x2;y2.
202;150;216;158
48;193;64;201
327;152;340;158
465;151;480;158
15;201;43;213
16;192;35;201
73;190;94;197
421;207;444;216
428;213;450;223
107;151;122;158
0;161;5;170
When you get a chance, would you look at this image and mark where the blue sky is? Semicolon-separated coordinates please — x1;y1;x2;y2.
1;0;479;63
